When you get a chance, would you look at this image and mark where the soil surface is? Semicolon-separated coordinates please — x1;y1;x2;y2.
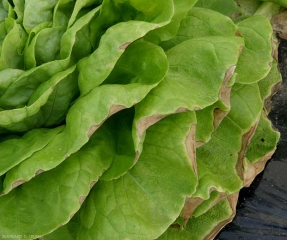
216;39;287;239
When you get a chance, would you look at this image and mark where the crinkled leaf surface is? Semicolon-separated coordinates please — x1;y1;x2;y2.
0;18;27;70
194;83;263;199
0;119;115;237
258;60;282;111
0;1;282;239
3;40;168;193
195;0;243;19
246;112;280;164
243;112;280;186
0;65;77;133
192;190;222;218
235;15;273;84
158;194;238;240
0;6;99;109
144;0;197;44
22;0;58;33
133;36;244;154
161;7;238;51
0;126;63;177
78;0;174;95
76;112;197;240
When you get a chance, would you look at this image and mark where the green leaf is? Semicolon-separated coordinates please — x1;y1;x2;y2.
78;0;174;95
3;83;162;193
245;112;280;164
23;0;58;33
68;0;102;28
133;36;243;155
0;18;27;70
261;0;287;8
194;83;263;199
158;194;238;240
42;211;80;240
12;0;25;23
60;5;100;62
236;0;261;17
100;108;135;181
0;126;63;176
243;112;280;186
195;0;243;19
196;67;237;145
103;40;168;85
161;7;238;51
258;60;282;111
24;22;52;69
235;15;273;84
0;1;8;23
0;7;100;109
195;101;229;145
192;190;222;217
77;112;197;239
3;38;168;191
144;0;197;44
32;26;65;65
53;0;75;27
0;120;115;237
0;65;77;132
0;69;24;96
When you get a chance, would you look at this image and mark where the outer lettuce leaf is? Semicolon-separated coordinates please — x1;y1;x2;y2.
258;60;282;112
235;15;273;84
243;60;281;186
194;83;263;200
161;7;238;51
0;119;116;237
133;36;244;155
195;67;237;146
42;211;80;240
77;112;197;240
244;112;280;186
0;126;63;176
191;190;222;218
195;99;231;146
158;7;240;146
158;194;238;240
194;0;243;19
3;40;168;193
